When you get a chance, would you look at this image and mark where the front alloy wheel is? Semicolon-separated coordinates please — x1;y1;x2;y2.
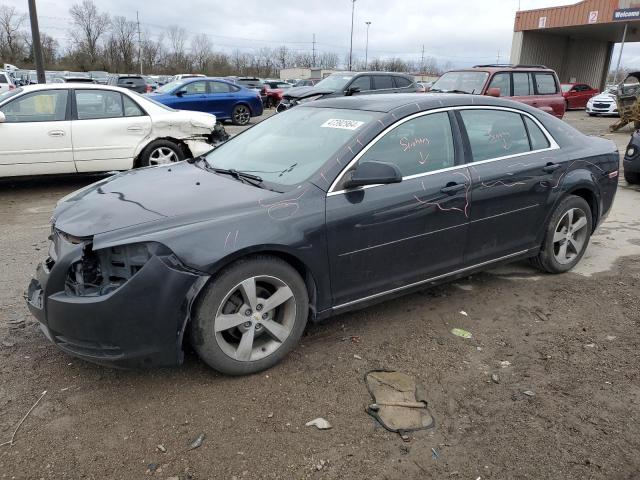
191;256;309;375
214;276;296;362
148;146;179;165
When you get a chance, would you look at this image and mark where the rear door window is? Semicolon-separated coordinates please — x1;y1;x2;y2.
76;90;123;119
394;77;413;88
534;73;558;94
459;109;531;161
488;73;511;97
209;81;233;93
523;117;550;150
512;73;532;96
373;75;394;90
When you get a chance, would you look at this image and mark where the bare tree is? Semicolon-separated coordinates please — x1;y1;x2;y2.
190;33;212;73
318;52;338;69
167;25;188;71
0;6;27;63
109;16;137;72
69;0;110;66
141;33;165;73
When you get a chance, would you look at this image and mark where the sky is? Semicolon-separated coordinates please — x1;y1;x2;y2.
5;0;640;68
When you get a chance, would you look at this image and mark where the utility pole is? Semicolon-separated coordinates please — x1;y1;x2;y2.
612;23;629;86
27;0;45;84
312;33;316;66
137;11;143;75
497;49;501;64
420;44;425;74
348;0;356;71
365;22;371;70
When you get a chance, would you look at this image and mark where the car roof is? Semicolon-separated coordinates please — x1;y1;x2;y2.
7;83;141;93
455;65;556;74
304;92;533;113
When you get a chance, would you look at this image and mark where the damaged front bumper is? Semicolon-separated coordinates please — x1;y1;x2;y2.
26;230;208;368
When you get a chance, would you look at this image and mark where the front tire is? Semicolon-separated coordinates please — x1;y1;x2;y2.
190;256;309;375
625;171;640;184
531;195;592;274
139;140;184;167
231;104;251;126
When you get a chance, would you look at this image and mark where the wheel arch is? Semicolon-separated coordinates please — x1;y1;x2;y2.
564;184;599;233
192;246;319;323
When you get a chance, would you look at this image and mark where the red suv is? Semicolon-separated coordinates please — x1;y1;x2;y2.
430;65;566;118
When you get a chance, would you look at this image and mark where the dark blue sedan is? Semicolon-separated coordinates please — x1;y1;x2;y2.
148;77;263;125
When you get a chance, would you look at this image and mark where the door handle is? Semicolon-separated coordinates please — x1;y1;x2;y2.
127;125;143;132
440;183;466;194
542;162;561;173
48;130;65;137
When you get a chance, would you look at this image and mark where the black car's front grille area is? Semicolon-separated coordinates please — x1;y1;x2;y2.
65;242;170;297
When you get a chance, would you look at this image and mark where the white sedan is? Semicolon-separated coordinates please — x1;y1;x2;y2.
0;83;218;178
586;89;619;117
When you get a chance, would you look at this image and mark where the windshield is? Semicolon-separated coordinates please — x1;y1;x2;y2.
155;80;184;94
431;71;488;94
314;74;356;91
204;106;381;187
561;84;572;92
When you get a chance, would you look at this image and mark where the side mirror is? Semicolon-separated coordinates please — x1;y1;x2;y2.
486;87;501;98
176;89;186;97
346;86;361;96
343;161;402;189
0;111;5;123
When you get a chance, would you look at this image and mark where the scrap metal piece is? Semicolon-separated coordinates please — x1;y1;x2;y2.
365;370;434;434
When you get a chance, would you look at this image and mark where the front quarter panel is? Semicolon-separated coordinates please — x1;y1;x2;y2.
92;183;332;312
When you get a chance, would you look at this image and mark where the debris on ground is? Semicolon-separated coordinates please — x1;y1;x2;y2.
451;328;472;339
0;390;47;447
156;444;166;453
523;390;535;397
499;361;511;368
585;343;596;348
459;310;468;316
353;354;362;360
186;434;205;451
431;447;440;459
267;412;274;418
1;340;15;347
606;335;617;341
305;418;332;430
349;336;361;344
491;374;500;384
365;370;434;435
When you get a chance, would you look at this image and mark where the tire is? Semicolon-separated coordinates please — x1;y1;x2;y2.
231;104;251;126
190;255;309;375
530;195;592;274
587;113;596;117
139;140;184;167
624;171;640;184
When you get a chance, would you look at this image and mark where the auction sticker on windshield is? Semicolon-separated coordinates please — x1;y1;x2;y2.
321;119;365;130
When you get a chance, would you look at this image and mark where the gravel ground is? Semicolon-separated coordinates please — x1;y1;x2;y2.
0;110;639;480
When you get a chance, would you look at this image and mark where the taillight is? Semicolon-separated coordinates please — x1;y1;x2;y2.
9;84;15;90
146;85;152;93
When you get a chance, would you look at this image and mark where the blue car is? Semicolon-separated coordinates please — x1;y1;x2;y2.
149;77;263;126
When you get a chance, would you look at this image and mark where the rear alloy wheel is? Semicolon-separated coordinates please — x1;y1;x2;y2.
191;256;309;375
625;171;640;184
139;140;184;167
232;104;251;126
531;195;592;274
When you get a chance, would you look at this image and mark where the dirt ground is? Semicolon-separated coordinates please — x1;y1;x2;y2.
1;110;639;480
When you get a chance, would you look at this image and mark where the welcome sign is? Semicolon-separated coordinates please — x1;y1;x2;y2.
614;1;640;20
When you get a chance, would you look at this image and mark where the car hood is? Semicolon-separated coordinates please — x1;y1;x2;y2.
283;86;336;99
590;92;616;102
52;162;279;238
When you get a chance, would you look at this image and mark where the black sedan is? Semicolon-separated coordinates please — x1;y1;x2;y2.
27;94;619;375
